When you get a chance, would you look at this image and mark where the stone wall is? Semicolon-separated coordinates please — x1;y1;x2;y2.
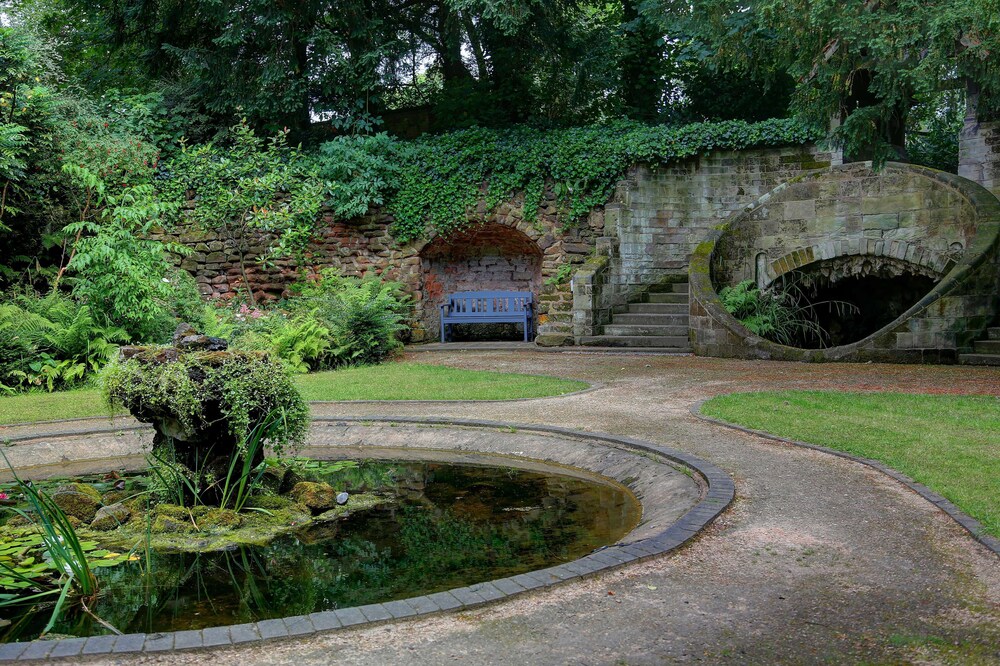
712;162;978;288
158;189;603;342
572;144;839;338
688;163;1000;362
959;118;1000;199
161;143;843;345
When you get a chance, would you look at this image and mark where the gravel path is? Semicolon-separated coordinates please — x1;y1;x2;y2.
23;353;1000;665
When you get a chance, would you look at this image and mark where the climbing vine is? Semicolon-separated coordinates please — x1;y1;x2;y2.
385;118;825;243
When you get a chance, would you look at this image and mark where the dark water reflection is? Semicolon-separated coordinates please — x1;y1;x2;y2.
3;459;640;640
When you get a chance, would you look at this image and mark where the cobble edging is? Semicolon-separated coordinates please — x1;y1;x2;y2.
0;417;734;662
690;400;1000;559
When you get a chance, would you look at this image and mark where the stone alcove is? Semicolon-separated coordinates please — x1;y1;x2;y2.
418;223;544;341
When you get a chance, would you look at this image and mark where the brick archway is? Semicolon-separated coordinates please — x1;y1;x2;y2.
415;223;545;341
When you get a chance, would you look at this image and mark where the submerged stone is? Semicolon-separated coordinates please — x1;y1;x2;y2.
52;484;102;522
91;503;132;531
289;481;338;513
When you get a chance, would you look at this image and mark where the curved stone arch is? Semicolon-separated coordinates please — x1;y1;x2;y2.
690;161;1000;362
406;215;550;258
761;241;954;287
404;219;553;341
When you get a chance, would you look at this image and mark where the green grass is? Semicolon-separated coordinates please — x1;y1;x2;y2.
702;390;1000;537
0;363;587;425
295;362;587;401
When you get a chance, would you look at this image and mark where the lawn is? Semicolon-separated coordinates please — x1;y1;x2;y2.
0;363;588;425
701;390;1000;537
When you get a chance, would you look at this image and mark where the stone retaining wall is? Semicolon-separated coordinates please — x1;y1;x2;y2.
158;144;835;343
571;145;839;339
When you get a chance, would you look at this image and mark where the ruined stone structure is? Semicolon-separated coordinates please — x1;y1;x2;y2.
161;115;1000;363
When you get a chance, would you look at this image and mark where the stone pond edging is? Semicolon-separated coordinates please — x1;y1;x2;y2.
689;400;1000;560
0;417;735;662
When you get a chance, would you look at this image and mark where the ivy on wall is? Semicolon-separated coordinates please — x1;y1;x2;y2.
383;118;825;243
163;118;826;252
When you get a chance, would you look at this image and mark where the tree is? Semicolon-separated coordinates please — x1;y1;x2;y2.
694;0;1000;162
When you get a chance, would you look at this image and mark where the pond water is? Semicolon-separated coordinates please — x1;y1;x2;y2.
1;458;640;641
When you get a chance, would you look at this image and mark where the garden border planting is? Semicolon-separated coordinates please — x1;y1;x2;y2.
0;416;734;661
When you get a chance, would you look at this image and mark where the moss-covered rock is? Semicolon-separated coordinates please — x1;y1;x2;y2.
289;481;337;513
153;503;190;521
200;508;242;530
101;490;129;506
152;515;195;533
245;494;297;511
52;484;102;522
91;503;131;531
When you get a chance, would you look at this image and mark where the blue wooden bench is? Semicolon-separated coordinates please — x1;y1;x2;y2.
440;291;535;342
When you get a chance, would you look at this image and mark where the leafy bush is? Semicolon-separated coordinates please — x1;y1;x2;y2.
718;279;830;347
227;307;332;374
313;133;402;220
60;167;186;342
0;292;126;392
287;271;410;367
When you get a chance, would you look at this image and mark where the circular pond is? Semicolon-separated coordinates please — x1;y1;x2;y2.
0;417;725;659
1;457;639;642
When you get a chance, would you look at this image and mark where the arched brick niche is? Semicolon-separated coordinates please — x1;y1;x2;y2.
418;223;544;341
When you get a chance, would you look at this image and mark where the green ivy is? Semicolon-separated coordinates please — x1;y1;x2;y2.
386;118;825;243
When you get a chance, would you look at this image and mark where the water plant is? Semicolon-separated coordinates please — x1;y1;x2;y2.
0;454;131;636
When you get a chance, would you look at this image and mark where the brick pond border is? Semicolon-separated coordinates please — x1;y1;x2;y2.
0;417;734;661
690;401;1000;560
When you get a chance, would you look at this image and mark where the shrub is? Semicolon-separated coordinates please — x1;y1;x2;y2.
288;271;410;367
0;291;126;392
718;279;829;347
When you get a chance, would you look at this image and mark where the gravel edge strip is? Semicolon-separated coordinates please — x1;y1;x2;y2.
690;399;1000;560
0;416;734;662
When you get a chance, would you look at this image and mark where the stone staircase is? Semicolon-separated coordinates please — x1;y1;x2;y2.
578;282;692;352
960;327;1000;366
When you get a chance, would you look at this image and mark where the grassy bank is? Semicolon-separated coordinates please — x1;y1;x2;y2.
701;390;1000;537
0;363;587;426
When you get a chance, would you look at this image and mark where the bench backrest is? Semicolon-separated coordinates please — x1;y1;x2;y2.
444;291;533;315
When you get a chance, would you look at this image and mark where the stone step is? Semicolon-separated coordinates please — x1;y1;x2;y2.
626;303;689;315
603;324;689;337
612;313;689;326
648;281;690;294
647;292;688;304
988;327;1000;341
578;335;690;348
959;353;1000;367
974;339;1000;354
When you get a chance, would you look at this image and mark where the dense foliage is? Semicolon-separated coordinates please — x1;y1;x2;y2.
211;271;411;372
385;118;824;241
694;0;1000;163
